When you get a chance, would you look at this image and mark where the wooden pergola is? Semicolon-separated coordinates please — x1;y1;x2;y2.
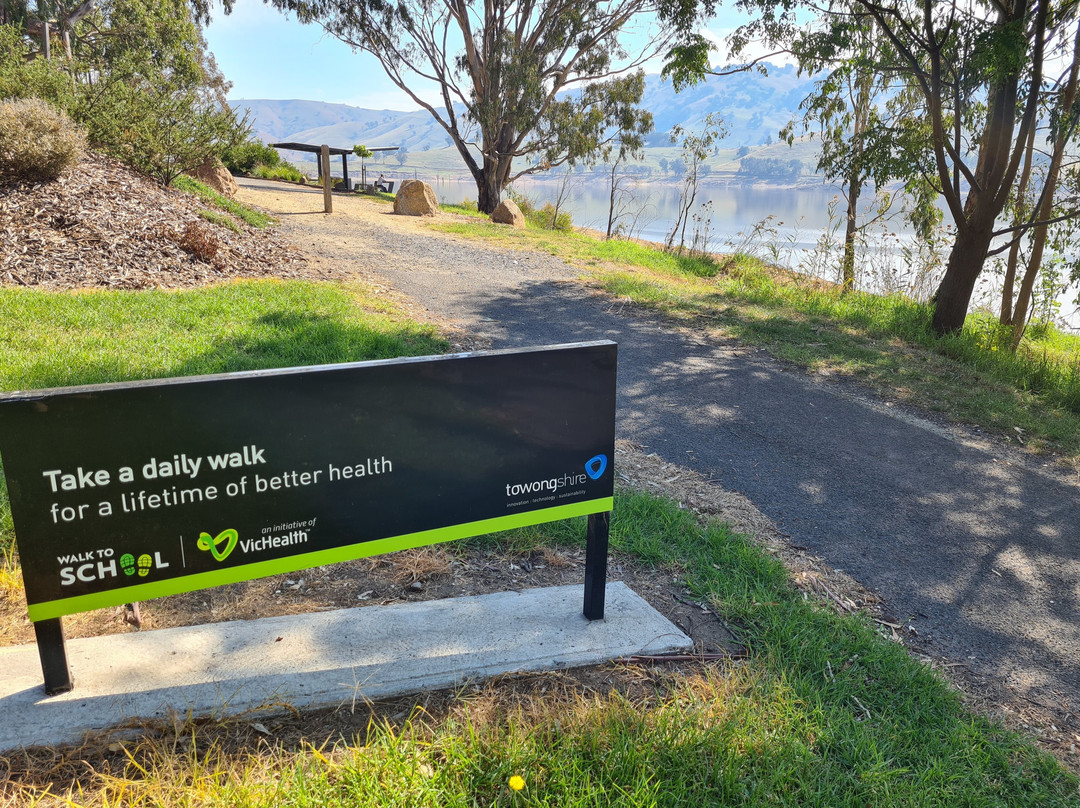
270;142;399;190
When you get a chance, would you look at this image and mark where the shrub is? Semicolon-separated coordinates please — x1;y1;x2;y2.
0;98;86;184
0;25;74;106
506;189;574;230
222;140;304;183
251;162;305;183
82;81;245;186
539;202;573;231
222;141;282;174
59;0;248;186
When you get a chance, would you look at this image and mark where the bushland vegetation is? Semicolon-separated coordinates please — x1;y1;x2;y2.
0;0;245;186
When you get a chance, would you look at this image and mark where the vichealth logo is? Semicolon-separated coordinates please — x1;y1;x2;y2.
197;529;239;562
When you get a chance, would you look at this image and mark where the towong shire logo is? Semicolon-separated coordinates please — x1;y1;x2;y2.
504;453;610;501
585;454;608;480
196;529;239;562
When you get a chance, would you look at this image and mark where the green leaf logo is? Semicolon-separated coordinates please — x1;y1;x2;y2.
197;529;239;562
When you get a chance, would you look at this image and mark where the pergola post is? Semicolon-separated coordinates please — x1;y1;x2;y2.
321;145;333;214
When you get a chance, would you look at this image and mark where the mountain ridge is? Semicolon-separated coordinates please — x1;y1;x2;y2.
230;64;825;183
232;64;817;151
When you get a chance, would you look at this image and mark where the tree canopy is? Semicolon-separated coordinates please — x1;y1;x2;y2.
269;0;705;212
727;0;1080;334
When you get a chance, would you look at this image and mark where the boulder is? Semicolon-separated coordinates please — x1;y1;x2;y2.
191;156;238;197
491;198;525;228
393;179;439;216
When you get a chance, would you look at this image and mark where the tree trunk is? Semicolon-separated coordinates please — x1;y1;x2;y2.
1008;242;1042;348
841;176;861;294
1008;20;1080;346
606;160;619;239
931;226;996;334
476;168;502;214
999;123;1037;325
999;237;1022;326
475;132;515;214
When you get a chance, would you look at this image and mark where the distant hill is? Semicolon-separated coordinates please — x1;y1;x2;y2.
232;99;453;154
642;63;815;148
230;64;826;184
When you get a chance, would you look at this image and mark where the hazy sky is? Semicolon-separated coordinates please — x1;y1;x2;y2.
202;1;767;110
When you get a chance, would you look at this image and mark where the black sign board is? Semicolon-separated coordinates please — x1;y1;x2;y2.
0;342;616;622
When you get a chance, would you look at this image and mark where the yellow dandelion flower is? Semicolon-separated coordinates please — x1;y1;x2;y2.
508;775;525;791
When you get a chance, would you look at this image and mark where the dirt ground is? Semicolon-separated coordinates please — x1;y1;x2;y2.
2;175;1077;777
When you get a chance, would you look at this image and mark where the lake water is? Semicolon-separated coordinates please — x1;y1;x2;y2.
431;178;842;249
429;176;1080;330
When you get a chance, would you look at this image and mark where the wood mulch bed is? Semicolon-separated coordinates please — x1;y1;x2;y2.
0;153;312;289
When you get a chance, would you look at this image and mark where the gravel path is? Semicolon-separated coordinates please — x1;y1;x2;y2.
240;177;1080;740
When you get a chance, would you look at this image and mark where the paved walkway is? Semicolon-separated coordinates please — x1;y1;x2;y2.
241;178;1080;720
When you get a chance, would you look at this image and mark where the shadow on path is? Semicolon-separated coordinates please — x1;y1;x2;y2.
242;173;1079;713
462;278;1080;708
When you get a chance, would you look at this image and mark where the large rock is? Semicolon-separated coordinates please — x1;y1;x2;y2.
393;179;439;216
191;157;238;197
491;198;525;228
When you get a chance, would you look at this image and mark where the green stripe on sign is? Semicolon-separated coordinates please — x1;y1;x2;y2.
26;498;614;622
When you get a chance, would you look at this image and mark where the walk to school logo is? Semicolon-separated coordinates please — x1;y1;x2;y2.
120;553;153;577
197;529;239;562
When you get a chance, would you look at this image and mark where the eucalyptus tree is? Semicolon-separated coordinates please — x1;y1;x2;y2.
269;0;703;212
593;71;652;238
719;0;1080;334
1;0;244;183
998;18;1080;346
773;6;914;293
851;0;1080;334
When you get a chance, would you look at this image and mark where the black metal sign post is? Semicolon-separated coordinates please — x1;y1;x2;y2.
33;617;73;695
0;343;617;694
583;512;610;620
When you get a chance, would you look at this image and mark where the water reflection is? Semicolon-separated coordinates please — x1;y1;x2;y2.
429;177;1079;329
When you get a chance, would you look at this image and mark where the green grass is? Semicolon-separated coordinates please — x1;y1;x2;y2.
172;175;275;229
197;208;241;233
9;491;1076;806
250;162;305;184
0;281;448;561
1;275;1076;805
430;216;1080;457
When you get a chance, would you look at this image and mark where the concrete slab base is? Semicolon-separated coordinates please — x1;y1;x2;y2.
0;582;691;751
